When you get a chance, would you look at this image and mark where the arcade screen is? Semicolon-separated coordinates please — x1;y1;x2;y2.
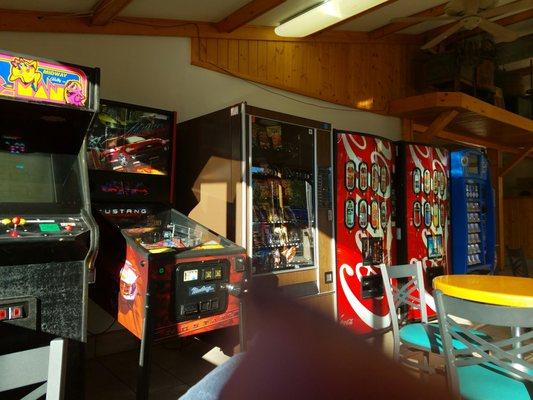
87;102;172;175
0;152;54;203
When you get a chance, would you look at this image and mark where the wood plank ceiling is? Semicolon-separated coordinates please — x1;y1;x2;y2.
0;0;531;41
0;0;530;123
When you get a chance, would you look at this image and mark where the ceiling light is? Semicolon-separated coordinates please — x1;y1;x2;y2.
274;0;389;37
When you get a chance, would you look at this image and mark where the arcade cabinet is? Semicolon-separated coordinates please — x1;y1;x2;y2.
87;100;247;400
450;148;496;274
396;142;450;318
0;50;99;397
334;131;396;335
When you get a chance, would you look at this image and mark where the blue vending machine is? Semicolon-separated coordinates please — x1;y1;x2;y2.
450;149;496;274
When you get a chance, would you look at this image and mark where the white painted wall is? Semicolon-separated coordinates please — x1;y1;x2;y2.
0;33;401;139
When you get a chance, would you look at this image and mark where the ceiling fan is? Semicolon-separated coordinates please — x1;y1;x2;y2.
392;0;531;50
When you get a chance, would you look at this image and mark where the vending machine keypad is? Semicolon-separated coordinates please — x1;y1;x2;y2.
465;182;484;266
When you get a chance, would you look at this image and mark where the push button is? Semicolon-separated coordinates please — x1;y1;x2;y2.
204;269;214;280
183;303;198;315
214;268;222;279
9;306;23;319
200;301;211;312
235;257;246;272
0;308;7;321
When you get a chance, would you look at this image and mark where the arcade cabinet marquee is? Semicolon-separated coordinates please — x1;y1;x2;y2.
0;50;99;341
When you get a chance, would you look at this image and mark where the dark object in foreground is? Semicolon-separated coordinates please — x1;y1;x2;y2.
184;283;451;400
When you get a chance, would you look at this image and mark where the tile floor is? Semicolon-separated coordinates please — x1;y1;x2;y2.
86;266;532;400
86;338;229;400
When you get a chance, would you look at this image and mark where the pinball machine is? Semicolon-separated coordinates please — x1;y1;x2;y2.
0;50;99;398
87;100;247;400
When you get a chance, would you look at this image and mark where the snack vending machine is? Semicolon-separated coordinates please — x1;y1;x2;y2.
335;131;396;334
176;104;335;315
396;142;450;317
450;148;495;274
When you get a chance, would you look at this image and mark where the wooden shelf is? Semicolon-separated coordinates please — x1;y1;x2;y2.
389;92;533;148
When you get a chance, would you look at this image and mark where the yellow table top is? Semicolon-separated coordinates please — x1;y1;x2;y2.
433;275;533;307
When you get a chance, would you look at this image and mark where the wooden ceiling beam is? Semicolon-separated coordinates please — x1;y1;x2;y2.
501;65;533;77
0;9;422;44
91;0;133;26
499;146;533;176
420;2;533;44
215;0;285;33
423;109;459;140
370;3;447;39
412;123;528;154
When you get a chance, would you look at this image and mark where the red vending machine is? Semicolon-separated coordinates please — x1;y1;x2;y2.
396;142;450;317
335;131;396;335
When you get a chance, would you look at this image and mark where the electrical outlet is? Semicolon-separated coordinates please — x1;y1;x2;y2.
325;271;333;283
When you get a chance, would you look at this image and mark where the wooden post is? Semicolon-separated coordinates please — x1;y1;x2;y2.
401;118;414;141
487;149;505;271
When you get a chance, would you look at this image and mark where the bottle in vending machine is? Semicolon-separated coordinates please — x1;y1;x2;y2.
345;199;355;229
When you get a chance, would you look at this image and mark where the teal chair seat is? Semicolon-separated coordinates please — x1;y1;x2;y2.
399;322;490;353
458;363;533;400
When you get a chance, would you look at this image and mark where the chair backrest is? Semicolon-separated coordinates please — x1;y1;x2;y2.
434;290;533;397
380;262;427;357
506;246;529;277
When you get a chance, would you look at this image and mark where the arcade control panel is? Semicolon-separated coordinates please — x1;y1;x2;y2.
0;215;88;240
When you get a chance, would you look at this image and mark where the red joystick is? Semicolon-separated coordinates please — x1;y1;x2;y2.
11;216;21;225
65;225;74;232
9;230;19;238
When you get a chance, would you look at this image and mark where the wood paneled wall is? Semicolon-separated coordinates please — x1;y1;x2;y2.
191;37;418;112
503;197;533;258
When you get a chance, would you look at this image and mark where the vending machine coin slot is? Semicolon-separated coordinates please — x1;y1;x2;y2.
361;274;384;299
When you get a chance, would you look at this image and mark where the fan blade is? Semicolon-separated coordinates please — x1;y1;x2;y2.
480;0;533;20
464;0;481;15
421;21;465;50
478;19;519;42
390;16;458;23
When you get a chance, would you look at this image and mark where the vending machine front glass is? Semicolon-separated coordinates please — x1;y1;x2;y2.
250;116;316;274
450;149;495;274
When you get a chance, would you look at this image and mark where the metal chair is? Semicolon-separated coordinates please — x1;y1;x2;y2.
506;246;529;277
434;290;533;400
380;262;490;373
380;262;435;372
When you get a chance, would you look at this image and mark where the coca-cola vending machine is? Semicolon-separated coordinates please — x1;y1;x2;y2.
335;131;396;335
396;142;450;318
